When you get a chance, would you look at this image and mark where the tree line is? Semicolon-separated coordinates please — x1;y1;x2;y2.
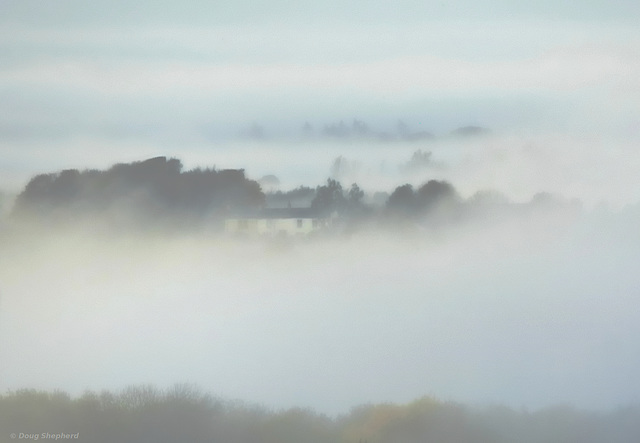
246;119;487;142
1;385;638;443
8;156;580;232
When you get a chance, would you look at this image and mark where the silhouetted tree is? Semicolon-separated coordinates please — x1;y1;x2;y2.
342;183;373;227
413;179;461;226
351;119;370;136
12;157;265;228
311;178;346;216
2;387;640;443
416;180;458;212
386;184;416;217
322;121;349;138
401;150;432;173
347;183;364;206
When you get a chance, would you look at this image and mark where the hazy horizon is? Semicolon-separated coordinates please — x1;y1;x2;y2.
2;0;639;192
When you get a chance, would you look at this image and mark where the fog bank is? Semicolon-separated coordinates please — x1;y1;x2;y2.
1;201;639;415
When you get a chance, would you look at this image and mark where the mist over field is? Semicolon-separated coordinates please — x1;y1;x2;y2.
1;1;640;441
1;175;640;416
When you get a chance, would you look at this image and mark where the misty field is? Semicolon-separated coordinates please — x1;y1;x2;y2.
1;182;639;413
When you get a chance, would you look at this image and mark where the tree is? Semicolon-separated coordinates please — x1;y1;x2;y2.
331;156;347;180
11;157;266;228
386;184;416;217
415;180;460;225
416;180;457;212
343;183;371;223
347;183;364;206
311;178;346;216
351;119;370;136
401;150;432;173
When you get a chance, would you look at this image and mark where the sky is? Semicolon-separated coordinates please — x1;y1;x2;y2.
1;0;640;194
1;0;640;416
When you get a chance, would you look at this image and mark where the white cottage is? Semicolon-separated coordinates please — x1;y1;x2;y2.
225;207;328;237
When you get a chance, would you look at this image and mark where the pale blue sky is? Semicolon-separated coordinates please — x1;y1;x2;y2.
2;0;639;25
0;0;639;190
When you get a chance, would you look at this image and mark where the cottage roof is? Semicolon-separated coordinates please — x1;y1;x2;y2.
230;207;321;219
259;207;319;219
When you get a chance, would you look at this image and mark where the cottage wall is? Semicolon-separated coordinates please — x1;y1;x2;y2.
225;217;324;236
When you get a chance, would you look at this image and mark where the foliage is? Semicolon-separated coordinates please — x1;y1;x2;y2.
386;184;417;217
385;180;460;222
8;155;583;235
11;156;265;228
266;186;316;207
2;387;639;443
311;178;347;216
400;149;433;173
